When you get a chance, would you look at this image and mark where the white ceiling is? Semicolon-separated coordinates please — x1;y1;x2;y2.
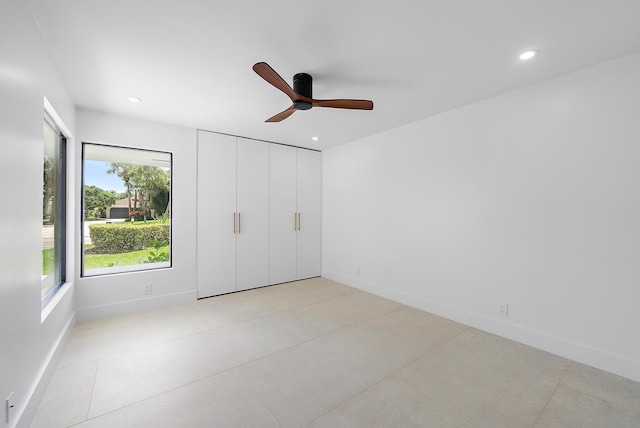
27;0;640;150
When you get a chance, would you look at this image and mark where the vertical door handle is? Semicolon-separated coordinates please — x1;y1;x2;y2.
238;212;241;234
233;212;236;234
298;212;301;231
294;212;297;231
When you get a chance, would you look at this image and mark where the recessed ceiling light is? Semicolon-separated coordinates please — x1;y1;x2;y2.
128;96;142;103
312;136;319;141
519;50;538;60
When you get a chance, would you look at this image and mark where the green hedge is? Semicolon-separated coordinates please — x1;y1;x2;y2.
89;223;170;254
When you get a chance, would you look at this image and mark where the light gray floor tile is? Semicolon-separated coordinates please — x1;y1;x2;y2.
432;328;570;375
196;288;279;329
30;360;98;428
73;300;202;332
561;362;640;414
534;384;640;428
291;291;402;334
390;330;569;428
337;313;451;361
195;278;357;328
75;368;280;428
88;311;323;418
60;304;210;368
387;305;469;339
305;375;477;428
256;277;359;312
240;314;445;428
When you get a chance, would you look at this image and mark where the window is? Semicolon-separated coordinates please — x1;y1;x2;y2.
81;143;172;277
42;113;66;306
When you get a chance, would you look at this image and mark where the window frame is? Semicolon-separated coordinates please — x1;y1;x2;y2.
42;112;67;308
80;142;173;278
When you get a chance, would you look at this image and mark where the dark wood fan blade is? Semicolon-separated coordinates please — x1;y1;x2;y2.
311;99;374;110
253;62;300;102
266;105;296;122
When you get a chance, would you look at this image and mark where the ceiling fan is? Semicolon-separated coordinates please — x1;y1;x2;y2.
252;62;374;122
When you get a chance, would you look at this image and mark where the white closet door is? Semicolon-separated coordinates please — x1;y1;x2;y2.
197;131;237;297
236;138;270;291
269;144;297;285
296;149;322;279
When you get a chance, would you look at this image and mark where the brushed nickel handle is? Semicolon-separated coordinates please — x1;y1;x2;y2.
294;212;297;230
238;212;241;234
233;212;236;234
298;212;301;231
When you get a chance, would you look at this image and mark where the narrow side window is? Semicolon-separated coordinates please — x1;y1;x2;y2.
42;113;66;306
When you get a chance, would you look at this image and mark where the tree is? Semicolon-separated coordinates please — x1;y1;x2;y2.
107;163;134;214
151;185;170;217
129;165;169;222
84;185;118;218
43;155;55;223
150;169;171;217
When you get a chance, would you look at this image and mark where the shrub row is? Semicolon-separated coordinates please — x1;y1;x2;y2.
89;223;170;254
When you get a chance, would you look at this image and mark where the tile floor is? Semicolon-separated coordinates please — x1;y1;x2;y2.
31;277;640;428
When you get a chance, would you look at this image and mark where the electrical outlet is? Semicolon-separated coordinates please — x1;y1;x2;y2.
499;303;509;318
144;284;152;295
356;268;361;277
6;392;14;423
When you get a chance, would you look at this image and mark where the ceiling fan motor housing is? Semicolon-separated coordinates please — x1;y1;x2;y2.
293;73;313;110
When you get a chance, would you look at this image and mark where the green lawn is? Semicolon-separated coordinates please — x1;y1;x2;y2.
83;245;170;269
42;248;54;275
44;246;171;273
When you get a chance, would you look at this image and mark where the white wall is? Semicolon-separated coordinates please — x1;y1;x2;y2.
75;109;198;320
0;1;77;427
322;52;640;382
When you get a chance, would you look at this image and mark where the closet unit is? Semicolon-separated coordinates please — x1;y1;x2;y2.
197;131;269;298
197;131;321;299
269;144;321;284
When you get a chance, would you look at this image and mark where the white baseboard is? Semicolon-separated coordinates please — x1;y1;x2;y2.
15;311;76;428
76;290;197;322
322;269;640;383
